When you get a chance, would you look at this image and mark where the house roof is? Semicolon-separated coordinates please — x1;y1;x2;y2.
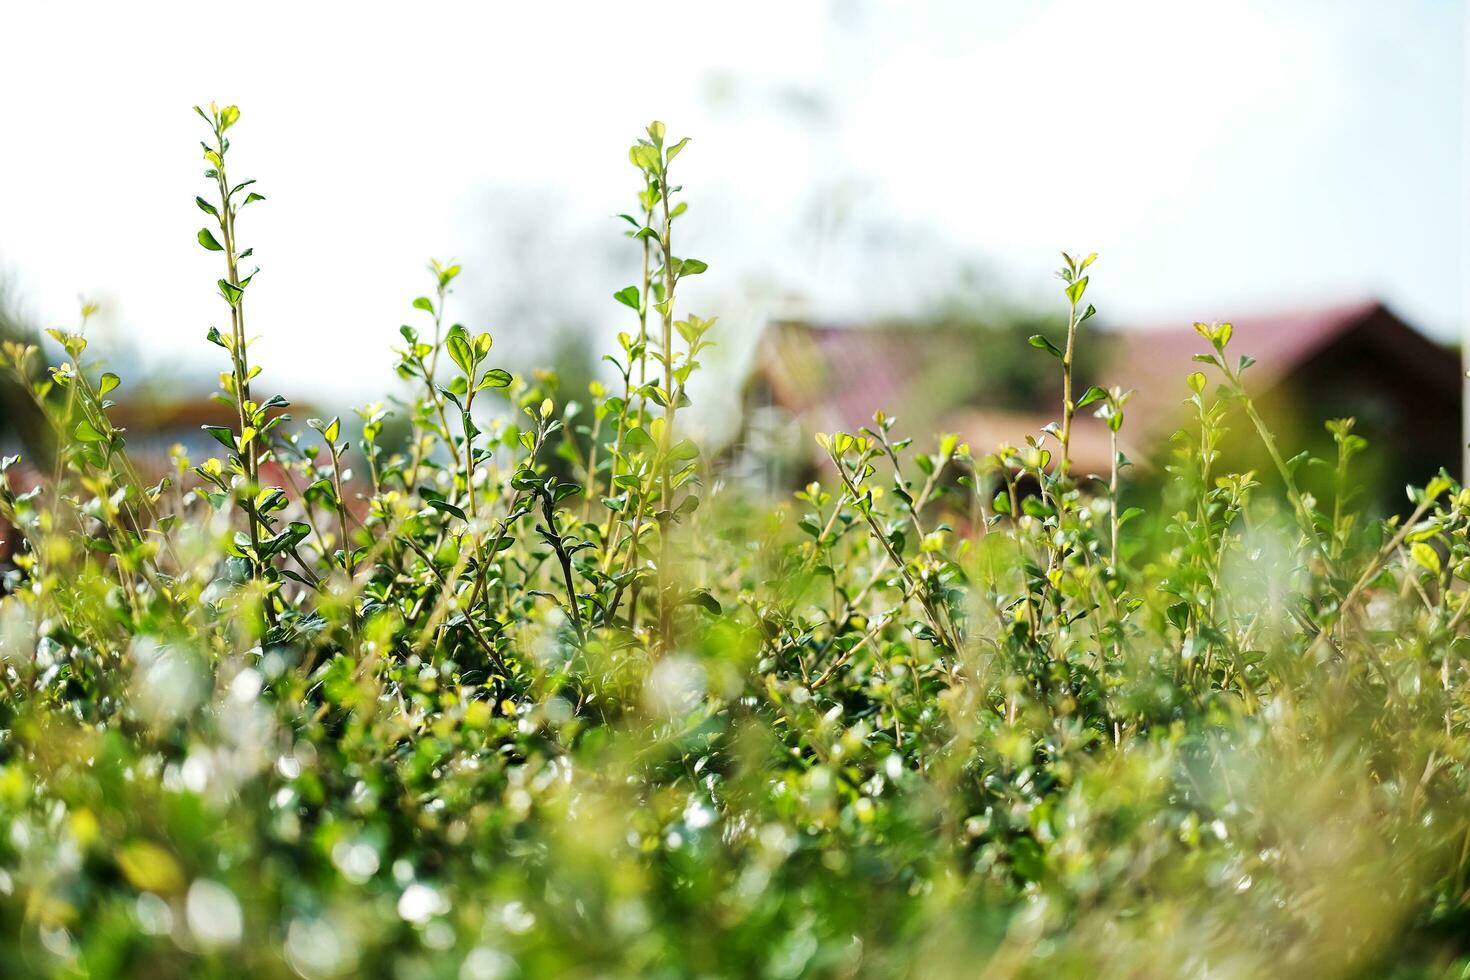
750;299;1458;473
756;320;979;434
1103;299;1460;444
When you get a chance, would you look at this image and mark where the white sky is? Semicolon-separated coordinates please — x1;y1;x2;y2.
0;0;1464;414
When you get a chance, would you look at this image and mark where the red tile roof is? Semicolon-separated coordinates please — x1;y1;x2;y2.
756;321;975;435
752;299;1458;473
1102;299;1459;444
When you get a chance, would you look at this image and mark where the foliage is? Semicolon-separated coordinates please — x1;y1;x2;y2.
0;106;1467;978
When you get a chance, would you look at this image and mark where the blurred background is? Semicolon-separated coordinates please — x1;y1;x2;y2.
0;0;1464;506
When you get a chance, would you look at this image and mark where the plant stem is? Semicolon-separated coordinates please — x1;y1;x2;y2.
1058;292;1081;478
208;115;274;628
1109;423;1120;564
1222;361;1333;573
328;441;357;642
656;159;677;655
829;447;961;654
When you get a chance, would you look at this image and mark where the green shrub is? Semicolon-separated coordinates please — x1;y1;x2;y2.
0;105;1467;978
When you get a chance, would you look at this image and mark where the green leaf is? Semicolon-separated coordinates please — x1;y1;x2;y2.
477;368;513;390
202;425;237;451
446;335;474;377
1065;276;1088;305
259;522;310;558
255;487;287;513
74;418;106;442
1412;542;1442;577
625;427;656;453
98;372;120;397
412;297;435;313
668;439;700;463
683;588;722;615
1076;385;1107;409
629;143;660;173
1028;334;1064;359
217;279;244;305
677;258;708;277
308;417;341;445
195;196;218;216
427;498;467;522
197;228;224;251
613;286;641;310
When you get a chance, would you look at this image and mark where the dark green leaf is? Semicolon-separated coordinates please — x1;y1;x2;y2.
1028;334;1064;359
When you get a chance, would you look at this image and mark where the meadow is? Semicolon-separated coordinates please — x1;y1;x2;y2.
0;105;1467;978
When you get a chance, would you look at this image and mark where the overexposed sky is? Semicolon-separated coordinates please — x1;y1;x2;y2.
0;0;1463;409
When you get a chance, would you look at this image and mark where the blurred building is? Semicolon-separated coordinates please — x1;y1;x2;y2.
740;300;1460;509
0;393;317;566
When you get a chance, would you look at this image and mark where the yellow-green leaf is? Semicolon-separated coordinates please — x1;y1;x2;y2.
1412;542;1442;577
116;841;185;894
74;418;106;442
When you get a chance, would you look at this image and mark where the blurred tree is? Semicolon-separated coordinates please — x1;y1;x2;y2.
0;273;47;467
534;329;602;487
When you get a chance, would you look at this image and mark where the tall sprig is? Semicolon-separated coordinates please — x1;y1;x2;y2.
193;102;282;627
623;123;713;651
